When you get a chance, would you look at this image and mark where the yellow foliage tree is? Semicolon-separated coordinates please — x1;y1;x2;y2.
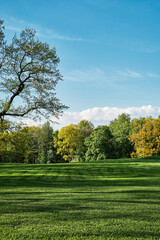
0;125;30;163
54;124;83;162
0;131;9;162
130;117;160;158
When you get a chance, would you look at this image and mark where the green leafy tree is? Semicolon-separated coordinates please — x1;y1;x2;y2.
0;131;9;162
0;124;30;163
77;120;94;137
0;120;12;162
85;125;114;161
9;125;30;163
0;24;68;122
109;113;132;158
39;122;54;163
0;119;11;132
27;126;41;163
130;117;145;135
76;120;94;161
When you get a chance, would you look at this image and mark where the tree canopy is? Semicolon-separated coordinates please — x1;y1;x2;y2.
85;125;114;161
109;113;132;158
77;120;94;137
54;124;83;162
130;117;160;158
0;21;68;122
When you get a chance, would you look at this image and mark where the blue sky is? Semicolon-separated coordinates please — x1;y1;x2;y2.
1;0;160;127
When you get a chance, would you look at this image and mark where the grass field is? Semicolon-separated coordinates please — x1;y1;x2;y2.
0;158;160;239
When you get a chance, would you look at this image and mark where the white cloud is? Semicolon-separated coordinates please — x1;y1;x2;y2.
56;105;160;128
22;105;160;130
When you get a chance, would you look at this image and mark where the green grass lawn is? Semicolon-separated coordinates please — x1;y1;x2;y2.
0;157;160;239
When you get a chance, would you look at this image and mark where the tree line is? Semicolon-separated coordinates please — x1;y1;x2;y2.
0;113;160;163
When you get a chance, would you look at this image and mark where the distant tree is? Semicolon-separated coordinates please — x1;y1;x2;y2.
0;119;12;162
76;120;94;161
109;113;132;158
130;117;160;158
38;122;54;163
0;119;11;133
54;124;83;162
77;120;94;137
85;125;114;161
0;131;9;162
27;126;41;163
9;126;30;163
0;124;29;163
130;117;145;135
0;23;68;122
52;130;63;163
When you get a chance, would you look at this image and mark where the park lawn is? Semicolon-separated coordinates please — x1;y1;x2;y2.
0;158;160;239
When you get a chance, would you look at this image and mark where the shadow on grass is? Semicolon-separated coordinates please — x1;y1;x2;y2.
0;192;160;213
0;175;160;188
1;162;160;179
0;156;160;167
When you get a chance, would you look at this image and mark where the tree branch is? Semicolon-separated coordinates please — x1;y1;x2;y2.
0;82;25;117
4;106;37;117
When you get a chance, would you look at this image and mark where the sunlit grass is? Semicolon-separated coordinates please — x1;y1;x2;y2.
0;157;160;239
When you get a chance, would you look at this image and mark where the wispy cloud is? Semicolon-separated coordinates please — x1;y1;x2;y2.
5;17;90;42
64;68;108;82
6;26;22;32
117;70;143;79
63;68;160;83
146;72;160;78
36;28;90;42
21;105;160;130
